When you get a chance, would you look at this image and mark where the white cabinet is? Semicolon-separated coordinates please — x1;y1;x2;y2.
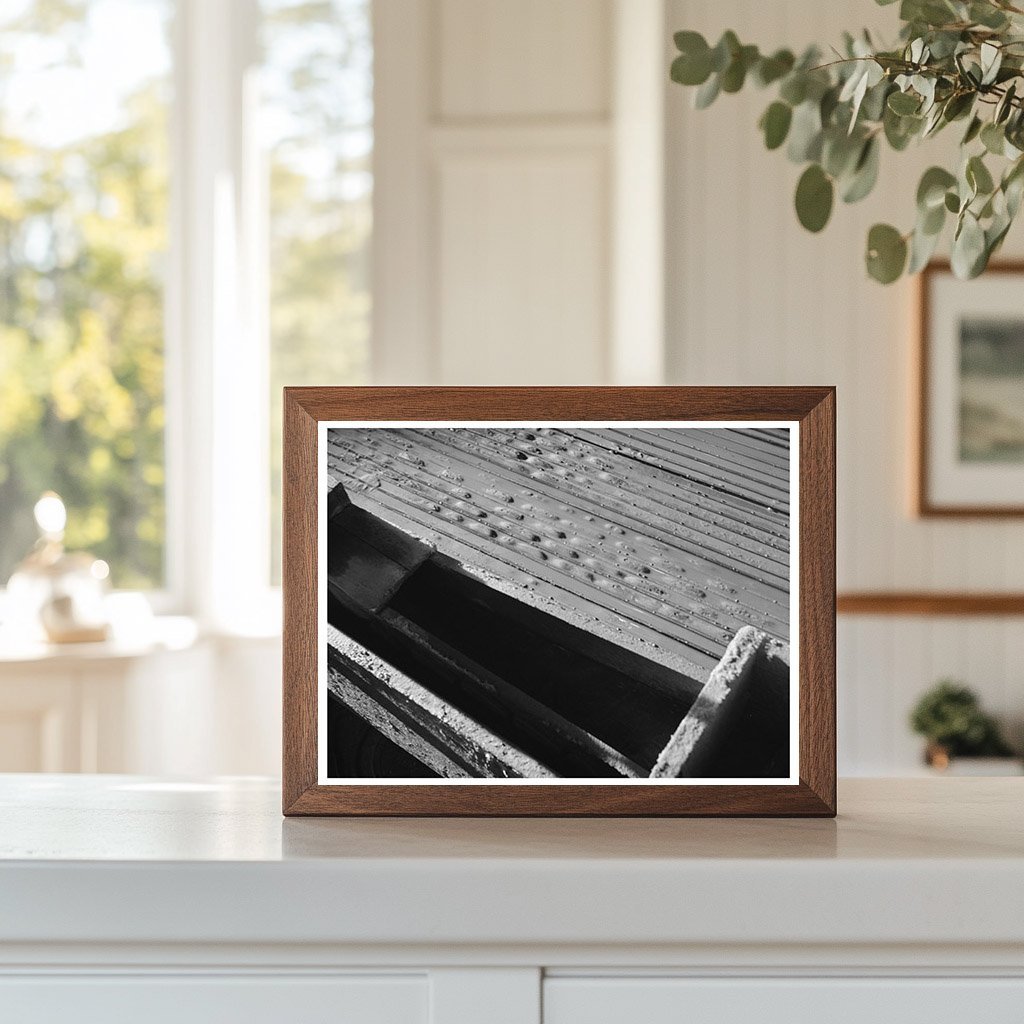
7;973;1024;1024
0;975;428;1024
544;977;1024;1024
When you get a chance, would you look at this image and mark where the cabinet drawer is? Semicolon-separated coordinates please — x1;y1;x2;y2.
544;977;1024;1024
0;974;427;1024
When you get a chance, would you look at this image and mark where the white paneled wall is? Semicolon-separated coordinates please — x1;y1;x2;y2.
436;144;608;383
434;1;612;384
665;0;1024;773
374;0;666;386
437;0;610;119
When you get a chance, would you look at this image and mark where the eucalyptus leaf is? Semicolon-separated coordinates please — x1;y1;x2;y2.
754;49;795;87
842;137;880;203
721;44;759;93
866;223;908;283
671;50;712;87
914;75;937;111
962;115;983;145
903;0;958;28
840;58;884;130
822;128;864;178
884;106;922;150
981;121;1006;155
987;212;1013;259
958;159;978;206
795;164;834;232
694;73;721;109
980;42;1002;86
674;29;706;53
888;90;921;115
801;68;833;104
927;30;963;60
760;101;793;150
996;82;1017;124
1007;110;1024;149
922;105;944;137
970;2;1009;29
820;85;841;126
967;154;995;195
779;73;807;106
1006;173;1024;218
942;91;974;122
908;222;942;273
921;200;946;235
1004;158;1024;216
917;166;957;210
787;101;823;162
956;56;982;89
861;79;892;122
952;212;987;278
710;31;740;73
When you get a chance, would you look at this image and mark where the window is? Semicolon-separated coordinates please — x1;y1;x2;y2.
0;0;373;614
0;0;172;589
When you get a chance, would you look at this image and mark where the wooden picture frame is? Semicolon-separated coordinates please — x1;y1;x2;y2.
283;387;836;816
916;260;1024;517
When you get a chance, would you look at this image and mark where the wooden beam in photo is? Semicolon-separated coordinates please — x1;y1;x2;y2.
650;627;767;779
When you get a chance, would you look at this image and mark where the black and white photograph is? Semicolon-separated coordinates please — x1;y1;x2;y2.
320;423;796;783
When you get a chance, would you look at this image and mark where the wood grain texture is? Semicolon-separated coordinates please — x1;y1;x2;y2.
799;389;837;810
838;592;1024;616
282;387;836;816
915;260;1024;518
282;391;319;812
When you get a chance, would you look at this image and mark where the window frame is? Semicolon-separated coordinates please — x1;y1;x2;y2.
0;0;282;631
165;0;280;633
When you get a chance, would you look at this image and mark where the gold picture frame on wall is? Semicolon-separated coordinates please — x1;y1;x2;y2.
916;261;1024;518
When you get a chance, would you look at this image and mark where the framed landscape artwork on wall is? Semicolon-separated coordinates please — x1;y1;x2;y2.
282;387;836;816
918;262;1024;517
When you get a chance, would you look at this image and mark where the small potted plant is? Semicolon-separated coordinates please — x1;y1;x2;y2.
910;680;1020;774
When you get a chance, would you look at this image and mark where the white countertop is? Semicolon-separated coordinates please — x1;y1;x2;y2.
1;775;1022;951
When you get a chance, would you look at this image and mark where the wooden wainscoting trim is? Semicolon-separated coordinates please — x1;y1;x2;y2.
838;592;1024;616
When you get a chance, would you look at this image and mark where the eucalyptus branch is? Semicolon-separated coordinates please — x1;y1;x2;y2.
670;0;1024;283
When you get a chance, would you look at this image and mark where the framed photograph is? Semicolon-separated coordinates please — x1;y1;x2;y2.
917;261;1024;516
283;387;835;816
